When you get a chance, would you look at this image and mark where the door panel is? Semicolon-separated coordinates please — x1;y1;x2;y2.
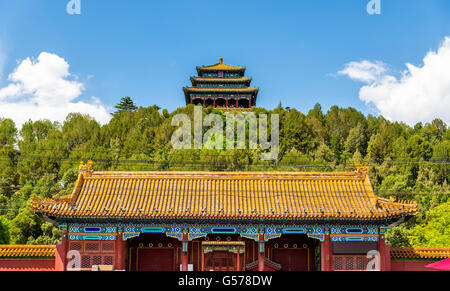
272;249;309;271
137;249;174;271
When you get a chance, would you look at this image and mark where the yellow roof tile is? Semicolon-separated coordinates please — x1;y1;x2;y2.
0;245;55;258
391;247;450;259
197;58;245;72
31;164;418;221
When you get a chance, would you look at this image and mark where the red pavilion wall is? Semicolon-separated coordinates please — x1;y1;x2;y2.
0;259;55;271
391;260;441;271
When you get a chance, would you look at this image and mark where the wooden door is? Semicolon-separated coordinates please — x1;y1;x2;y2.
272;249;309;271
205;251;236;271
137;248;174;271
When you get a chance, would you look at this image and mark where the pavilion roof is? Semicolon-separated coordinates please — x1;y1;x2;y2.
0;245;55;258
391;247;450;259
196;58;245;73
190;77;252;85
183;87;259;95
31;162;417;221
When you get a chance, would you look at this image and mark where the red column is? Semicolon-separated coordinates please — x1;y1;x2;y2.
248;99;251;108
226;99;229;107
201;250;205;271
378;234;390;271
115;234;126;271
236;251;241;271
182;234;189;271
236;99;238;108
385;241;391;271
55;233;68;271
213;99;216;108
190;98;193;104
258;234;265;271
321;234;331;271
203;99;206;107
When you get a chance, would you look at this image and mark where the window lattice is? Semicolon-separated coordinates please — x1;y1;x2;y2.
102;242;115;253
69;241;83;251
81;256;91;269
356;257;365;270
345;257;354;270
93;256;102;266
334;257;343;270
104;256;114;266
85;242;100;252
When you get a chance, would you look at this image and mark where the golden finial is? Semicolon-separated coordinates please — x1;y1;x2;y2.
219;57;223;64
78;160;94;177
355;161;369;175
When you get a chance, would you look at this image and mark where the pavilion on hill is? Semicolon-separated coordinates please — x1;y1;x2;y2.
183;58;259;110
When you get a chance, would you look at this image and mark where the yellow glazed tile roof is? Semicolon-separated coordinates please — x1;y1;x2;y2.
0;245;55;258
183;87;259;93
391;247;450;259
31;162;418;220
197;58;245;72
191;77;252;83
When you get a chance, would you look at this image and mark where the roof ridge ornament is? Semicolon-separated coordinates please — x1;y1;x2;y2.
79;160;94;177
219;57;223;64
354;161;369;176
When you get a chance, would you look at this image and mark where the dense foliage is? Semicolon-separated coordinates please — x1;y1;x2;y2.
0;101;448;246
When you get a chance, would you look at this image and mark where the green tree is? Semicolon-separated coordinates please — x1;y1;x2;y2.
0;118;17;147
0;217;10;244
114;97;136;112
408;202;450;247
385;225;411;247
9;210;41;244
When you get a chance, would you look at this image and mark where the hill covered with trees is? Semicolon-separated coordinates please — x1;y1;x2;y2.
0;101;448;247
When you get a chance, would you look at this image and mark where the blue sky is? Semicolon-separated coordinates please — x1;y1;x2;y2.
0;0;449;126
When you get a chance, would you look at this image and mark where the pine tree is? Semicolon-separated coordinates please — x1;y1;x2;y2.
115;97;136;112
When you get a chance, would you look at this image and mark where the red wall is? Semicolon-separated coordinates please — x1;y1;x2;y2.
0;259;55;271
391;260;440;271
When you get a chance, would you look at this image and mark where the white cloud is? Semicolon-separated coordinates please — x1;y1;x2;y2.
0;52;111;128
338;60;387;83
338;37;450;126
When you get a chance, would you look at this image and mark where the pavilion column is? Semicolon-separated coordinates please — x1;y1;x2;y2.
226;99;229;107
236;99;238;108
115;234;126;271
190;98;193;104
203;99;206;107
321;234;331;271
181;233;189;271
55;232;68;271
213;99;216;108
248;98;251;108
258;234;265;271
378;234;391;271
236;251;241;271
201;250;205;271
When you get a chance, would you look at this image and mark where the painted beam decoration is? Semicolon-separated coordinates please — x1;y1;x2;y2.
330;226;379;242
60;222;383;243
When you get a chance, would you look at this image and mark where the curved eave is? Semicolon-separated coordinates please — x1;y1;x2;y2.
32;208;417;221
183;87;259;94
190;77;252;86
183;87;259;104
196;64;246;74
